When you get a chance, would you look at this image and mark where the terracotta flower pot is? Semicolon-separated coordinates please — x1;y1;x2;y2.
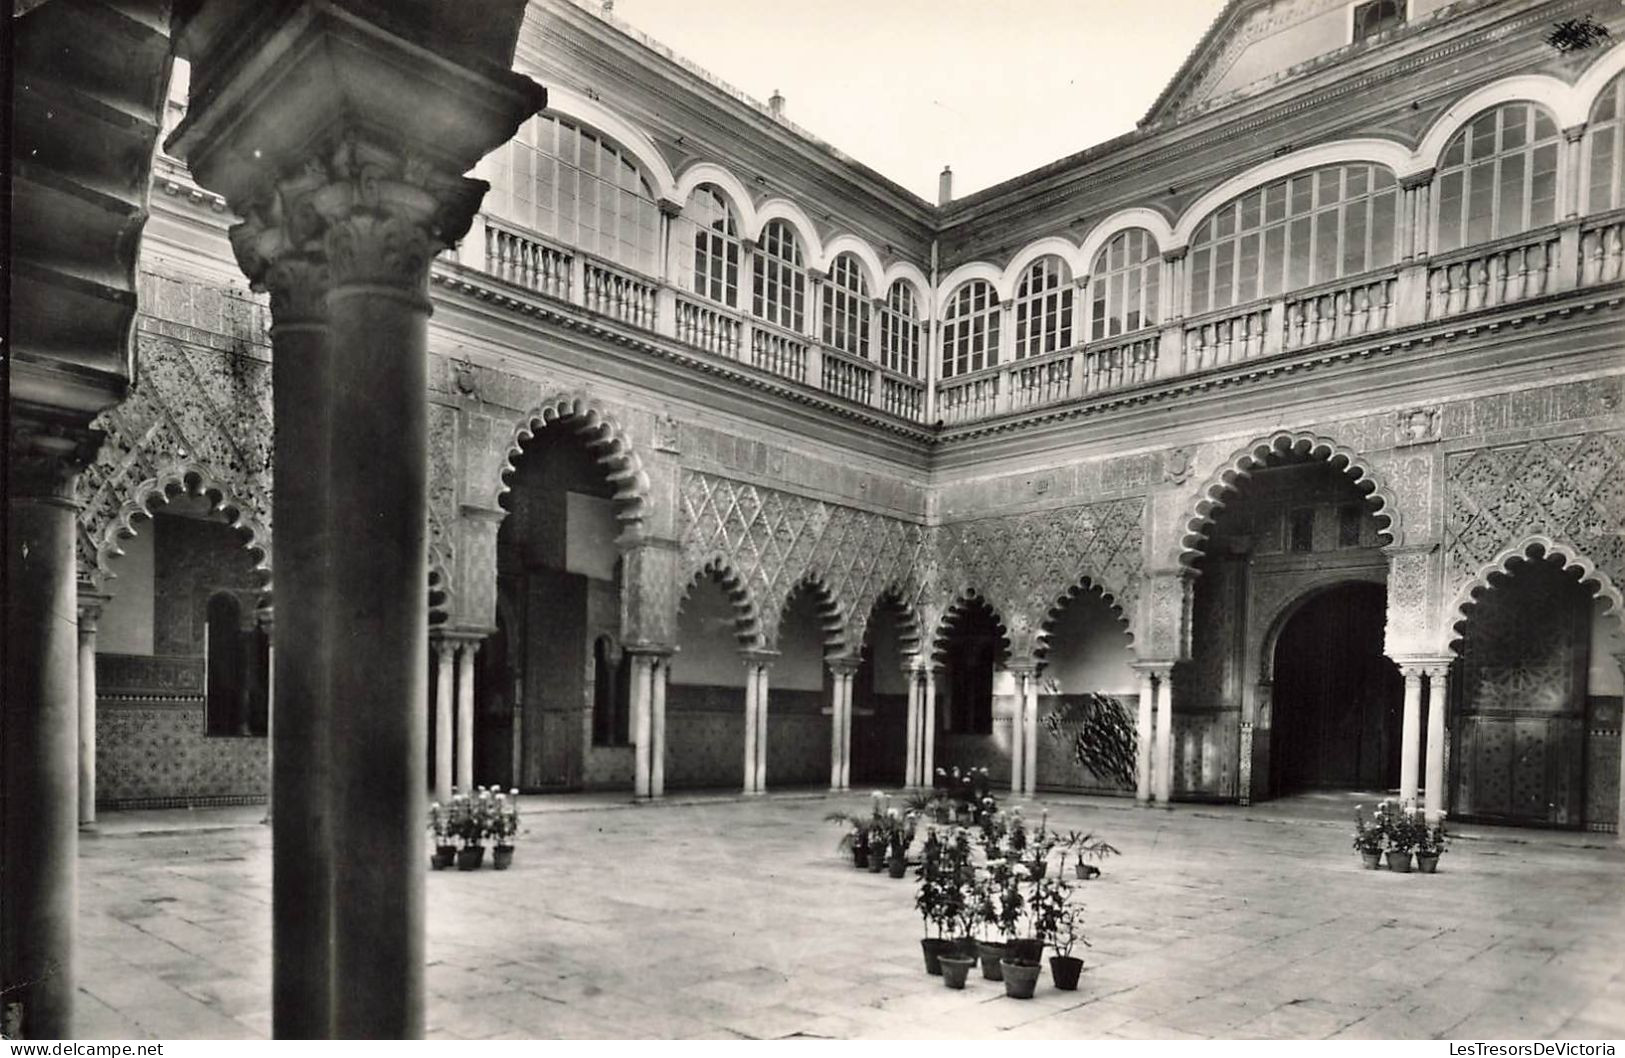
1008;937;1044;965
456;846;485;871
492;845;514;870
430;845;456;870
853;846;869;869
867;849;887;873
1386;850;1413;873
1416;853;1440;873
921;938;953;975
888;854;908;879
1000;959;1041;999
976;940;1008;981
1360;851;1382;870
1050;955;1084;991
940;955;976;990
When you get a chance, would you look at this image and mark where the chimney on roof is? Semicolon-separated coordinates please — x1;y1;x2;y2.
768;89;785;118
938;166;953;206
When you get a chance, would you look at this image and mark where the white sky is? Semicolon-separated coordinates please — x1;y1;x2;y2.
608;0;1227;201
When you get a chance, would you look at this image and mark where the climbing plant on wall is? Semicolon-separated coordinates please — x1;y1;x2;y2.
1041;692;1138;789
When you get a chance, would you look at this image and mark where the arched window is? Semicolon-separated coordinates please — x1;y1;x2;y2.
1091;229;1161;340
1585;74;1625;214
206;593;245;736
879;282;922;378
941;281;1000;379
1013;256;1073;359
592;636;630;746
822;253;871;358
1188;163;1400;315
752;219;807;331
499;114;660;274
677;186;741;307
1435;102;1560;254
1352;0;1405;44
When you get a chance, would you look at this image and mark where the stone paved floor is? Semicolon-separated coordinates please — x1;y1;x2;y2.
74;793;1625;1040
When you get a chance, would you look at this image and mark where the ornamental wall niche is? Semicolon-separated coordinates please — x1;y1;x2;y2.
933;496;1145;659
79;329;273;594
678;470;932;652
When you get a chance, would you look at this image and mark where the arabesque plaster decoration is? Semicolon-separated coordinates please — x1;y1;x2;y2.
1444;433;1625;616
679;470;932;651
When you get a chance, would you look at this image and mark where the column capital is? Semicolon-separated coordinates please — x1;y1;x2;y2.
657;197;684;218
1160;246;1188;264
1562;123;1587;144
624;643;677;659
9;415;100;503
76;588;111;628
1399;167;1437;191
740;648;779;667
1130;660;1176;677
827;656;862;677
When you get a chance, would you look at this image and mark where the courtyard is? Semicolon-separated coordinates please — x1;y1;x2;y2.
73;792;1625;1040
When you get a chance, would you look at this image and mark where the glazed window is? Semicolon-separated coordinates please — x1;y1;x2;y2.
1091;229;1161;340
1584;73;1625;214
499;115;661;274
676;186;742;308
1188;164;1400;315
1352;0;1404;44
941;280;1000;379
752;220;807;332
879;282;922;378
1013;256;1073;360
1434;102;1560;254
823;253;871;358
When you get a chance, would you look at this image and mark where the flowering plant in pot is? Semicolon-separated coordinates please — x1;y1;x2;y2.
1060;829;1120;880
1352;803;1385;868
427;802;456;870
971;866;1007;981
1033;877;1089;990
446;789;490;870
1383;802;1421;873
489;788;520;870
877;807;916;877
1415;816;1448;873
935;765;996;826
824;809;871;868
914;826;963;975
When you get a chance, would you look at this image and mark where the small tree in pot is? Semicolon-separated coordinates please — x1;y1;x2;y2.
914;826;954;974
490;789;520;870
427;802;456;870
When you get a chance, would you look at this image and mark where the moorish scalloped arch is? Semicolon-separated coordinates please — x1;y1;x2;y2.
89;462;272;601
1033;575;1137;663
768;573;847;655
1179;431;1401;566
930;589;1013;664
1447;536;1625;651
680;554;764;649
850;583;925;662
498;394;652;529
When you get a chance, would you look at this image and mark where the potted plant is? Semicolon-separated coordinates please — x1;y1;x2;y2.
1384;802;1419;873
824;809;871;868
1040;883;1089;991
914;827;954;974
1061;829;1120;880
490;788;520;869
886;810;917;878
971;866;1007;980
1352;803;1385;869
447;790;486;870
1415;816;1448;873
428;802;456;870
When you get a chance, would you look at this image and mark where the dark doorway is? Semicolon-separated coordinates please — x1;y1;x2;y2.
851;596;911;786
1271;582;1401;794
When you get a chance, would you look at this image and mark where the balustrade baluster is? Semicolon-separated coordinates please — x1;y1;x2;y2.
1607;227;1625;282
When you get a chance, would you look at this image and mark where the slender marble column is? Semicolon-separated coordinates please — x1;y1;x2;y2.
1010;672;1028;795
1023;675;1040;797
260;611;274;826
1399;667;1423;807
839;671;855;790
1135;668;1155;804
901;668;919;787
456;642;479;793
922;667;938;788
755;662;771;793
742;662;760;794
78;595;105;826
631;652;654;799
1153;667;1174;805
1424;664;1450;823
3;438;88;1038
651;656;668;798
433;639;455;803
828;666;845;790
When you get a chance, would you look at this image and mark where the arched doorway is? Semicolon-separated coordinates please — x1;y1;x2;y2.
1270;582;1400;795
933;595;1011;782
496;418;626;790
668;568;752;790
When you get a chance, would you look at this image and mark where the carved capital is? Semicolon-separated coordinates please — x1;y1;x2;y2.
8;415;99;503
1399;168;1437;191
